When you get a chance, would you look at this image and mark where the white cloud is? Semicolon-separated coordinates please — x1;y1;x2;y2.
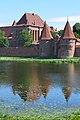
47;16;80;23
47;16;80;30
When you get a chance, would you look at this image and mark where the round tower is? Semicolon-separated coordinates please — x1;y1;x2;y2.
58;21;76;58
39;21;54;57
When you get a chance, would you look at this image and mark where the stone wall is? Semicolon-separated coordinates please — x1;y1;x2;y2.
0;45;39;57
0;42;80;57
74;45;80;57
58;39;76;58
39;40;54;57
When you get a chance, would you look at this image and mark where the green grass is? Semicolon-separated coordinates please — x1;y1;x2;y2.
0;105;80;120
0;57;80;64
0;112;80;120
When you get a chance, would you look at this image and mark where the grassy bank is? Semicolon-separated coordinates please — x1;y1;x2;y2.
0;104;80;120
0;101;80;120
0;57;80;63
0;112;80;120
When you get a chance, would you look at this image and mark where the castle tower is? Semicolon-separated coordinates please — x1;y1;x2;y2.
39;21;54;57
58;21;76;58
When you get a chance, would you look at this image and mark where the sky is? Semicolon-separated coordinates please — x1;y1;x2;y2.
0;0;80;30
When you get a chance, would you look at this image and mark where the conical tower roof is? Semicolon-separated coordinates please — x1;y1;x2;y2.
40;21;53;40
61;21;76;39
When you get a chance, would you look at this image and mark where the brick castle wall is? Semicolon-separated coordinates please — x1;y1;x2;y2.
0;45;39;57
0;44;80;57
58;39;76;58
74;46;80;57
39;40;54;57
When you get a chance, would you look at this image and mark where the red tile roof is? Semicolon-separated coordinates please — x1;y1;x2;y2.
40;21;53;40
17;13;44;27
61;21;76;39
0;26;12;38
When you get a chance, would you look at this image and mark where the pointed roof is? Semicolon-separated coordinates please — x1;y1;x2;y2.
17;13;27;25
17;13;44;27
40;21;53;40
12;20;16;26
61;21;76;39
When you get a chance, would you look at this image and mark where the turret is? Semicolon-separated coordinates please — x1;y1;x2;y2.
39;21;54;57
58;20;76;58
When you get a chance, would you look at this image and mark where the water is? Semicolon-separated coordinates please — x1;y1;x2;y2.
0;61;80;115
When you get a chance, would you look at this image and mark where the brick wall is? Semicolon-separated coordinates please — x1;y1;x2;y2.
58;39;76;58
0;45;39;57
0;43;80;57
75;45;80;57
39;40;54;57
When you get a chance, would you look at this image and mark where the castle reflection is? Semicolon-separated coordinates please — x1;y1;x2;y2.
62;87;72;102
6;62;80;103
8;63;50;102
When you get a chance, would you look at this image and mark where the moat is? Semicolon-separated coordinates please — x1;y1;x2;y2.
0;61;80;116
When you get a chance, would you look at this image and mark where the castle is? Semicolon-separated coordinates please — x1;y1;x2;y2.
0;13;80;58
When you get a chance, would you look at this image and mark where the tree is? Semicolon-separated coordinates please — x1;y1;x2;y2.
0;30;9;47
73;23;80;33
74;32;80;38
73;23;80;38
51;31;58;38
17;29;33;47
51;30;64;38
58;30;63;36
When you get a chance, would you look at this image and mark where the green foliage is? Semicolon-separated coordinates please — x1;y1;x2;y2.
51;30;63;38
58;30;63;36
0;30;9;47
74;32;80;38
51;31;58;38
0;57;80;63
73;23;80;38
17;29;33;47
73;23;80;33
0;112;80;120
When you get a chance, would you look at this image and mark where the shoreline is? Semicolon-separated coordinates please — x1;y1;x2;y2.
0;111;80;120
0;57;80;63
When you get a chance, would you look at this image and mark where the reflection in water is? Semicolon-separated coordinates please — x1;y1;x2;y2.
8;63;50;102
62;87;72;102
8;62;79;103
0;62;80;110
61;64;74;102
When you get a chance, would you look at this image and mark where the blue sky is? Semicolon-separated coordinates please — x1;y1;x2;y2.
0;0;80;30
